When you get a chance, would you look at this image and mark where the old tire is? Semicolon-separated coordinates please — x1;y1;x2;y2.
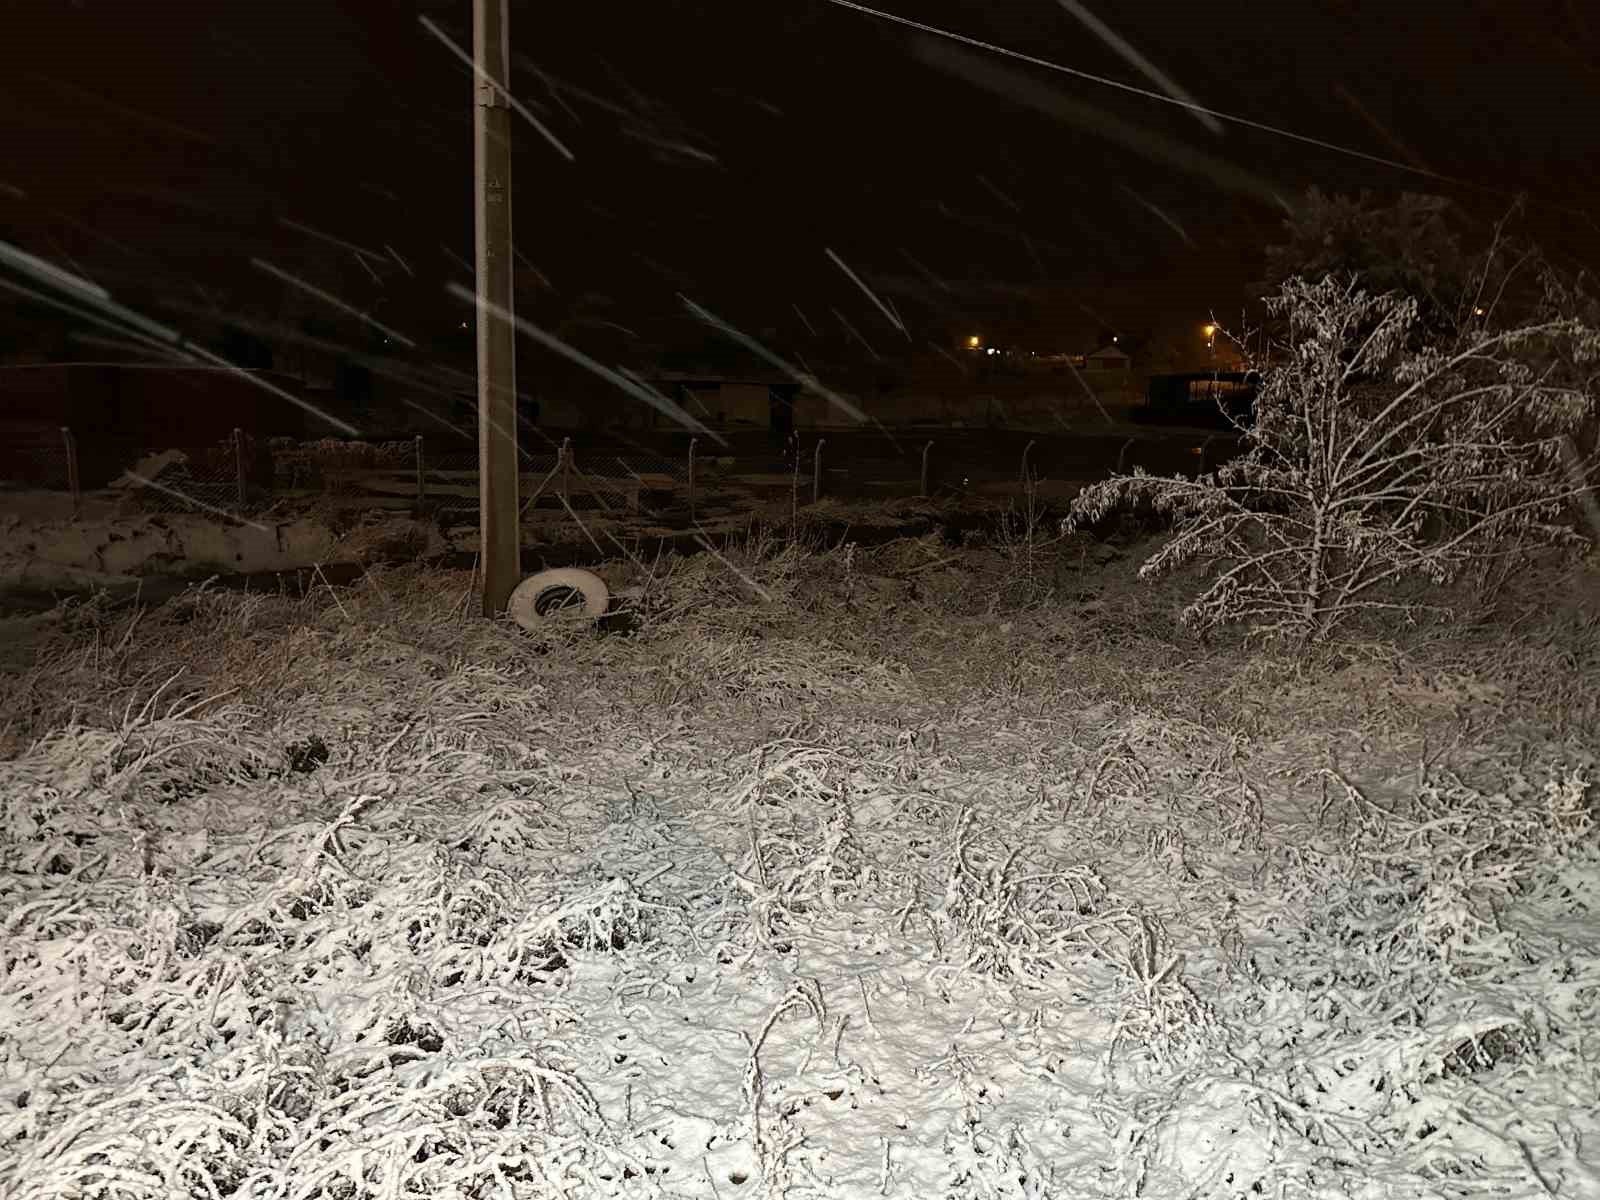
508;568;610;631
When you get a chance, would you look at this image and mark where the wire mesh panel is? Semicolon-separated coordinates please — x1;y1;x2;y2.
312;439;422;510
0;426;74;491
117;434;251;520
76;433;705;525
411;441;694;517
420;445;483;522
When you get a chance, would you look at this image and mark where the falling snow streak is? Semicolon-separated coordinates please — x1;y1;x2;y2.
928;341;969;374
189;341;370;437
512;248;555;290
899;248;953;294
540;75;584;125
155;298;503;431
44;209;161;267
364;182;403;206
832;307;881;359
1122;187;1196;248
882;291;906;331
631;251;696;289
572;318;640;340
37;236;101;292
1331;83;1437;176
1054;0;1223;136
916;40;1284;208
278;218;389;264
792;303;819;337
449;283;725;446
0;288;215;433
252;260;416;348
27;71;217;145
0;238;112;304
384;244;414;277
822;0;1498;194
825;248;910;338
1061;355;1116;426
930;200;1078;260
0;245;364;437
619;128;720;165
691;532;776;602
115;469;273;531
0;254;191;350
513;56;638;121
417;16;576;163
681;296;906;454
975;174;1022;213
0;276;363;438
70;333;180;361
0;278;179;363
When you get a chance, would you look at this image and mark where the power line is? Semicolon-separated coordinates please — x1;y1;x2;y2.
817;0;1571;211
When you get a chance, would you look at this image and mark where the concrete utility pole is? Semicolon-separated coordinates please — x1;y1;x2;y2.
475;0;519;616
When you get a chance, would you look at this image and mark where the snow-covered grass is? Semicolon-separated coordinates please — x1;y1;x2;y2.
2;526;1598;1198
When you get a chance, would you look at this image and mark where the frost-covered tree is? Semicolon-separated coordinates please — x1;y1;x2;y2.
1068;272;1600;644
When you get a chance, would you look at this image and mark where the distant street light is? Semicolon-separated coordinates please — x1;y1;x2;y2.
967;335;981;349
1203;323;1216;339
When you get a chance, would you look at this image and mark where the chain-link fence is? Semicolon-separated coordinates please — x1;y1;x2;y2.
109;429;266;522
423;439;693;520
1;427;78;502
7;426;1267;527
4;430;701;525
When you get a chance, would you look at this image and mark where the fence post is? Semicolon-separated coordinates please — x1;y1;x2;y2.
1197;433;1217;476
1117;436;1137;474
60;426;80;520
414;434;425;505
920;439;933;498
687;437;698;522
233;427;247;507
559;437;572;504
1020;439;1037;490
812;438;826;504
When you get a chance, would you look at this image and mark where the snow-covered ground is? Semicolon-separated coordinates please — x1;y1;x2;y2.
2;527;1597;1198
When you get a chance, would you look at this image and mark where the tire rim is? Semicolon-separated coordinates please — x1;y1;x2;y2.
533;585;589;618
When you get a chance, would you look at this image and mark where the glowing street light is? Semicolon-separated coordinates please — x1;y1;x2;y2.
1203;323;1216;339
967;335;981;349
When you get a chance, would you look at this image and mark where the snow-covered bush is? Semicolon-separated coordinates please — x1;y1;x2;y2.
1069;272;1600;644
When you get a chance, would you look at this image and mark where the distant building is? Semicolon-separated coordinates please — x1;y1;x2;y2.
1084;344;1131;372
647;338;809;443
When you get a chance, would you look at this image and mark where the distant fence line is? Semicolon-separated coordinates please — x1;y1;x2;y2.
5;427;1246;523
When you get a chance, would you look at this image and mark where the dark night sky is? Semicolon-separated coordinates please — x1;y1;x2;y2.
2;0;1597;368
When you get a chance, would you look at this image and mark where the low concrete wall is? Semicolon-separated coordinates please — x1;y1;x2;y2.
0;505;449;602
